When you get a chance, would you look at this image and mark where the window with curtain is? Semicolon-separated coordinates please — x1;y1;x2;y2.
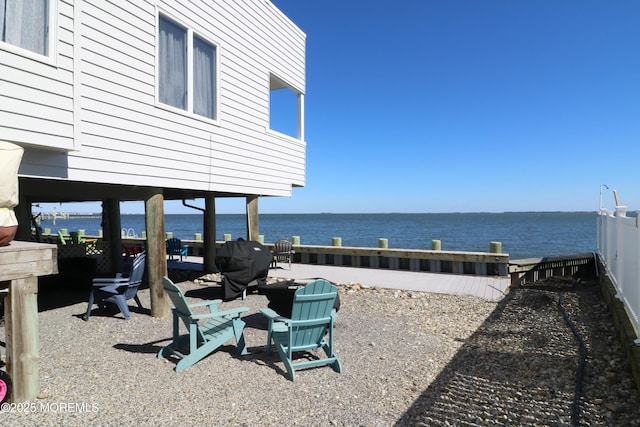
193;35;216;120
0;0;49;56
158;15;187;111
158;13;218;120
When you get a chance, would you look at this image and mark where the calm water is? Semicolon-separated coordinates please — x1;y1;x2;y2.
38;212;597;260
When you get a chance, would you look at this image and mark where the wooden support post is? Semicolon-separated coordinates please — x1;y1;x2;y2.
0;242;57;403
5;277;39;402
246;196;259;241
103;199;123;273
510;271;524;288
203;195;217;273
145;189;169;318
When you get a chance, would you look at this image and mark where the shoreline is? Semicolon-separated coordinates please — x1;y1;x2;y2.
40;211;601;217
34;211;597;260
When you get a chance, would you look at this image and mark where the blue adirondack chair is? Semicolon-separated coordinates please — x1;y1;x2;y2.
166;237;188;261
158;277;249;372
260;278;342;381
83;252;146;321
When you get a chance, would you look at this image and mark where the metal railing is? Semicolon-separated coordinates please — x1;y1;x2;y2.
597;206;640;341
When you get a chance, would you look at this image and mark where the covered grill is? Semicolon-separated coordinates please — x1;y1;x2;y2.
215;240;272;300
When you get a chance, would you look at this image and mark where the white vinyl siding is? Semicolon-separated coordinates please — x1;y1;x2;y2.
0;0;72;151
14;0;307;197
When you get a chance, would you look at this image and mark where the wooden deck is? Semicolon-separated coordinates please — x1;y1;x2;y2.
268;263;510;301
167;256;510;301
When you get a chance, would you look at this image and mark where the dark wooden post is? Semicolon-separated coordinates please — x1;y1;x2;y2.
103;199;123;273
14;194;31;241
145;189;169;318
203;195;217;272
246;196;259;241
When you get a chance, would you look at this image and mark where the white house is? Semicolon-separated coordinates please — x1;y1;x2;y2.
1;0;307;315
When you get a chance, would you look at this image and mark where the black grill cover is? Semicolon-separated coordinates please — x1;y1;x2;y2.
215;240;272;300
258;279;341;318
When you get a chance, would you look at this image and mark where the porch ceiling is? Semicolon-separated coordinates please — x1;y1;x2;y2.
18;178;250;203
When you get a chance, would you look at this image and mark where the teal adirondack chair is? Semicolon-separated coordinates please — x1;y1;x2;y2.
158;277;249;372
260;279;342;381
166;237;188;261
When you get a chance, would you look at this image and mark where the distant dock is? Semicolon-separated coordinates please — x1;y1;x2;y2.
38;212;101;220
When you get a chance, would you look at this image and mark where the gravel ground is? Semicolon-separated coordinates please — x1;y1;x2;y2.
1;276;639;426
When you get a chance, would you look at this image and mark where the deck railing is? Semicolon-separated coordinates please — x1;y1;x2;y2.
597;206;640;341
508;253;596;287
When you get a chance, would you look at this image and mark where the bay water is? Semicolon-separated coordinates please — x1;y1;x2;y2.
38;212;597;260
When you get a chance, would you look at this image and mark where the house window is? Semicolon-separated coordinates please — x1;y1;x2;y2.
158;16;187;110
193;35;216;119
158;13;218;121
0;0;50;56
269;74;303;140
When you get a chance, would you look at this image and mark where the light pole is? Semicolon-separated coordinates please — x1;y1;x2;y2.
599;184;609;211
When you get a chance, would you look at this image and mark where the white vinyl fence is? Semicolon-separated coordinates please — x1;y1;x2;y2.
597;206;640;342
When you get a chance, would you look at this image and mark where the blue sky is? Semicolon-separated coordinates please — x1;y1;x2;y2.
43;1;639;214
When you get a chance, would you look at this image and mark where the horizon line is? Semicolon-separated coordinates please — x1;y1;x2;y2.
53;210;600;216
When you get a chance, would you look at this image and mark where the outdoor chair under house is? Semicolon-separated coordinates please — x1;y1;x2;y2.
84;252;146;321
260;278;342;381
158;277;249;372
166;237;188;261
271;238;295;270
